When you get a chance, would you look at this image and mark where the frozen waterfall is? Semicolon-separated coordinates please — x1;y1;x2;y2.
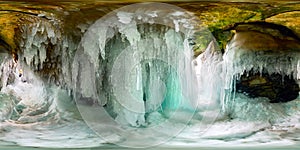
72;5;201;127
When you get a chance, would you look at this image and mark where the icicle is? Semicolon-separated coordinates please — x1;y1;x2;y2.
20;19;62;71
297;60;300;80
73;5;199;127
219;33;300;114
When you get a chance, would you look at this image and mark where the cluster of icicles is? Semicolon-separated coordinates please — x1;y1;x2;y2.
0;6;299;131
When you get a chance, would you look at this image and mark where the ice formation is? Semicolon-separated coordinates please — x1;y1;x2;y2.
19;18;62;70
194;30;300;121
194;40;223;111
0;59;57;123
0;2;299;149
0;15;73;124
221;35;300;114
72;5;199;127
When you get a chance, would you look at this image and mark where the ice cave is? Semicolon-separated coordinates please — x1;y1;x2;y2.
0;0;299;150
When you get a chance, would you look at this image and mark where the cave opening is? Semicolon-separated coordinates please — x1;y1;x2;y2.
236;69;300;103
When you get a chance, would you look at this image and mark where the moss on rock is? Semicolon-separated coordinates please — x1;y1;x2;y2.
0;13;19;52
266;11;300;38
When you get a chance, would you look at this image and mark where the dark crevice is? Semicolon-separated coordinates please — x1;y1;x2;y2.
0;10;51;20
224;21;300;42
236;70;299;103
0;38;11;53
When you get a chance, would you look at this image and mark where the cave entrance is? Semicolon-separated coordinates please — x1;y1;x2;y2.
236;70;300;103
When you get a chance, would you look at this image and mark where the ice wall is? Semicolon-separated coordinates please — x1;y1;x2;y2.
72;7;199;127
0;15;77;123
